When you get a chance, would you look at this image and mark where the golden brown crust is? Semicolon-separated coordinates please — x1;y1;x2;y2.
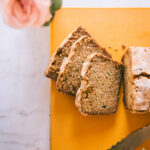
45;26;91;80
56;35;111;96
75;53;122;115
122;47;150;113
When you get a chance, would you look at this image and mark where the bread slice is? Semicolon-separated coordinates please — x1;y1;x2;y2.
75;53;122;115
45;26;91;80
122;47;150;113
56;36;112;96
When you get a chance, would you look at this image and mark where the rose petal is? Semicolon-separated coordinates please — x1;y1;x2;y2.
0;0;52;28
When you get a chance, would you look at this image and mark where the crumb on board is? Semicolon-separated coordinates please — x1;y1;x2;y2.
108;46;111;49
115;49;118;51
122;44;126;50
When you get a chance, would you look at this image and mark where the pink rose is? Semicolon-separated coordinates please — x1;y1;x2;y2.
0;0;52;28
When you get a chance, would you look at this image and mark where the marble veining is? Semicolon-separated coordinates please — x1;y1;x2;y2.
0;14;50;150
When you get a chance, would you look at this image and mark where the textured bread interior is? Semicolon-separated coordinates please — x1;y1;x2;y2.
123;47;150;113
75;53;122;115
56;36;111;96
45;26;90;80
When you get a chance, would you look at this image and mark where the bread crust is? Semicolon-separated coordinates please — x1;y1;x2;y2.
122;47;150;113
44;26;91;80
56;35;111;96
75;53;122;115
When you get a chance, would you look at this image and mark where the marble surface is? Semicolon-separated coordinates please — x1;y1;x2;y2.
1;1;150;150
0;17;50;150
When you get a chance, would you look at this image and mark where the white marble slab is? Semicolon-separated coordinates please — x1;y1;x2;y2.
0;16;50;150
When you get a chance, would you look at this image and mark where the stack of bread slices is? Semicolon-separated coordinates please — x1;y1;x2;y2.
45;26;150;115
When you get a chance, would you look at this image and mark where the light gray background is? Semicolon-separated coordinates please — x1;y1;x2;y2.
0;0;150;150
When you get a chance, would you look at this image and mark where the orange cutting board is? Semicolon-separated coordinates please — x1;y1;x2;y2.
50;8;150;150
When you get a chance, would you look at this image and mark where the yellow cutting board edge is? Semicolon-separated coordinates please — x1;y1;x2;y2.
50;8;150;150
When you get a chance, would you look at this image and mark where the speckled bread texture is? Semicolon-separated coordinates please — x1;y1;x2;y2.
45;26;91;80
75;53;122;115
122;47;150;113
56;35;112;96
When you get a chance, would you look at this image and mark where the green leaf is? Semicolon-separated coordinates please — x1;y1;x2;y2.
53;0;62;10
43;17;53;26
50;3;55;16
43;0;62;26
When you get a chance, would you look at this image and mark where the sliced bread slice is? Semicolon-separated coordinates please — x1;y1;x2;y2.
122;47;150;113
75;53;122;115
56;36;111;96
45;26;91;80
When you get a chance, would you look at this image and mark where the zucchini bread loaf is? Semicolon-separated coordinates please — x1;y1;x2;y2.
45;26;90;80
56;36;111;96
75;53;122;115
122;47;150;113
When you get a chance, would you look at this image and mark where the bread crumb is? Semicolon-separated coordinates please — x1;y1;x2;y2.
122;44;126;50
108;46;111;49
115;49;118;51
